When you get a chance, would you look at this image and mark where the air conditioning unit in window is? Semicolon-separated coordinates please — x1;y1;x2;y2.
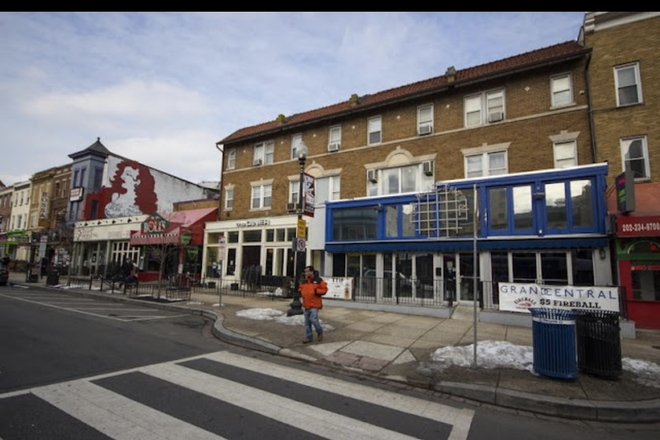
327;142;341;152
418;124;433;135
253;158;263;166
488;111;504;123
367;169;378;183
423;160;434;176
287;202;299;212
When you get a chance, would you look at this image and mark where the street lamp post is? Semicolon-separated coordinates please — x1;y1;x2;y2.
287;141;308;316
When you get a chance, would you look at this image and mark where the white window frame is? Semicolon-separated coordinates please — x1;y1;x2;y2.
289;180;300;205
328;125;341;149
251;182;273;210
315;175;341;204
367;116;382;145
254;140;275;165
550;73;573;108
462;143;510;178
227;149;236;170
620;136;650;181
614;62;643;107
417;104;433;134
464;89;505;127
291;133;302;160
224;186;234;210
553;140;577;169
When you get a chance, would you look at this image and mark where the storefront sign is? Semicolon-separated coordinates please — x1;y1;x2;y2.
69;187;84;202
235;219;271;228
141;212;169;234
325;276;353;300
617;215;660;237
498;282;620;313
39;192;48;219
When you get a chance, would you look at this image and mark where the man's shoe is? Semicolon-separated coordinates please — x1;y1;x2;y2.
302;338;313;344
317;333;323;342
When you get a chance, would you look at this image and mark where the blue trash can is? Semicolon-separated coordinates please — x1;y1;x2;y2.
529;307;577;380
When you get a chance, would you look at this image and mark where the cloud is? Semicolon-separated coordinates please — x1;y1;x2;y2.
0;12;585;185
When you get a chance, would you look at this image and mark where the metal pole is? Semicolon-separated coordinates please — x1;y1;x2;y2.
287;154;306;316
473;183;478;368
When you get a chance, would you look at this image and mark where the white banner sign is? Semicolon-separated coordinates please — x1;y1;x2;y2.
498;282;620;313
324;276;353;300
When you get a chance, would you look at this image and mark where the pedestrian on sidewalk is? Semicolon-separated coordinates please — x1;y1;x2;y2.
299;265;328;344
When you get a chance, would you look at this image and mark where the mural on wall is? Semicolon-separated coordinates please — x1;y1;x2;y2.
100;155;215;219
104;159;157;218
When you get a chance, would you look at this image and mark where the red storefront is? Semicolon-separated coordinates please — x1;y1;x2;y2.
609;182;660;329
130;207;217;284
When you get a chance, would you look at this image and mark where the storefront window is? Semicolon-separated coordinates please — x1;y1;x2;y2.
571;250;594;286
243;230;261;242
631;262;660;301
570;180;593;228
490;187;507;230
513;185;533;230
385;205;398;237
227;231;239;243
541;251;568;285
332;207;377;240
546;182;567;229
512;252;536;283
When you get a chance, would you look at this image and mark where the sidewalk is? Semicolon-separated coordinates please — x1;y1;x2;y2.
6;272;660;424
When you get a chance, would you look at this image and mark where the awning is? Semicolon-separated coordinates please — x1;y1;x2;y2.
130;207;217;246
325;237;608;253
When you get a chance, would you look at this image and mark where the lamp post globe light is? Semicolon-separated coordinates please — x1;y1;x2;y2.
287;141;308;316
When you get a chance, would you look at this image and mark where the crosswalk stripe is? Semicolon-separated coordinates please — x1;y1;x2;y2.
142;362;418;440
199;351;474;440
33;380;223;440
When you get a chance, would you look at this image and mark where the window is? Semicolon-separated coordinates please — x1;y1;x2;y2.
417;104;433;135
291;134;302;160
551;73;573;107
254;140;274;165
383;165;417;195
554;140;577;168
329;126;341;149
289;180;300;205
315;175;341;203
464;89;505;127
227;149;236;170
465;151;507;178
225;187;234;210
93;166;103;191
367;116;381;145
615;63;642;107
251;183;272;209
621;136;650;180
369;163;434;197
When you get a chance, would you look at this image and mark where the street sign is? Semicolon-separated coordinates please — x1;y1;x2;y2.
218;236;226;261
296;237;306;252
297;218;306;239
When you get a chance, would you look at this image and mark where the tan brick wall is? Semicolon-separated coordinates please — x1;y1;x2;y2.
584;15;660;185
221;58;592;221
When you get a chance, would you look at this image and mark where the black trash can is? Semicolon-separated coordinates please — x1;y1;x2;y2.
529;307;577;380
575;310;622;379
46;269;60;286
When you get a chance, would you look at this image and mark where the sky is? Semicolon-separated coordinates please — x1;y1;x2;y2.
0;12;586;187
234;306;660;388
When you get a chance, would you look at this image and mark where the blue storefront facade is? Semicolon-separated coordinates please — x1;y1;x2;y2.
323;163;613;311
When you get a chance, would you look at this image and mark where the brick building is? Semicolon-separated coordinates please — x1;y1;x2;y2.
203;40;601;301
581;12;660;328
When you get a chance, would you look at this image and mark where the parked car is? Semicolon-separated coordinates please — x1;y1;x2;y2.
0;260;9;286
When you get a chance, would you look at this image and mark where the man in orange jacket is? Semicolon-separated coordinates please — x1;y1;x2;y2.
299;265;328;343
